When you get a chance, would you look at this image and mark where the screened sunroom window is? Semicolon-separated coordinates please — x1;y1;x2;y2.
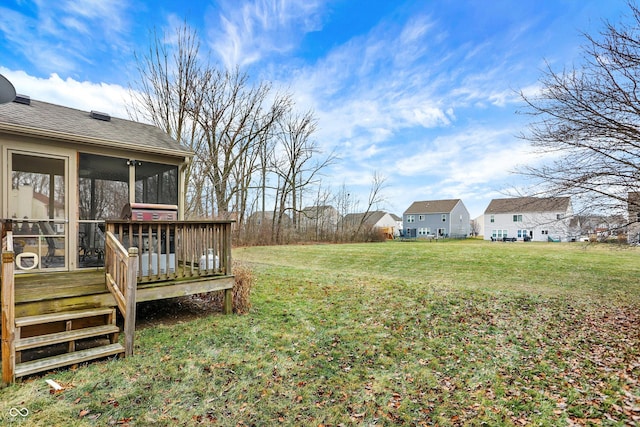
77;154;178;268
135;161;178;205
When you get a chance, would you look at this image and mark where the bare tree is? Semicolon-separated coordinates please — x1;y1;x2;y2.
353;171;387;237
304;183;335;241
519;2;640;219
190;68;291;220
334;184;353;238
129;23;335;241
270;109;335;241
128;23;206;217
470;218;480;237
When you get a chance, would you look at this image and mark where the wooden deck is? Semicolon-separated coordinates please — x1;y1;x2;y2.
3;219;236;384
14;269;235;318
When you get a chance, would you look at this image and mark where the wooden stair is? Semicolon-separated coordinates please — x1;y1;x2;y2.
15;344;124;377
14;307;124;378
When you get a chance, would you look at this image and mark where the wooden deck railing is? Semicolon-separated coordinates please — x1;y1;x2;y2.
105;220;233;282
1;224;16;385
104;231;138;357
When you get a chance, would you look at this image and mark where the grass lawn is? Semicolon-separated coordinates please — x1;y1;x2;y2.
1;240;639;426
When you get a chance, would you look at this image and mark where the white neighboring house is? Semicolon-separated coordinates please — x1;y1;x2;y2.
340;211;399;238
390;214;403;238
472;214;484;237
483;197;575;242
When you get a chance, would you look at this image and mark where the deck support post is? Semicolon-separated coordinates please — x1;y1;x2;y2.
222;222;233;315
2;248;16;386
223;288;233;315
124;247;138;357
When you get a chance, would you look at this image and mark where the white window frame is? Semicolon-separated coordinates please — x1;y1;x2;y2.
493;229;508;238
418;227;431;236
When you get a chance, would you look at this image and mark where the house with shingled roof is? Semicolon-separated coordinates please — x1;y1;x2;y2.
403;199;470;239
483;197;575;242
0;95;236;384
339;210;399;238
299;205;340;237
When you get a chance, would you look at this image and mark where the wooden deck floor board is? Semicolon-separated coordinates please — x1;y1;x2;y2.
12;269;234;318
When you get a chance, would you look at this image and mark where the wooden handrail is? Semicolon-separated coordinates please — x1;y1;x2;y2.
104;231;138;357
1;229;15;385
105;220;233;282
103;220;234;356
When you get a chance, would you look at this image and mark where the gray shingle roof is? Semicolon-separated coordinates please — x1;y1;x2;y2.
484;197;570;214
0;98;191;158
404;199;461;215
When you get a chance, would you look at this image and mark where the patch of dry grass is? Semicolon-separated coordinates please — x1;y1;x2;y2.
206;261;255;314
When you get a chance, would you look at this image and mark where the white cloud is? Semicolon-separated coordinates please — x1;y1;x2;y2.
207;0;326;69
0;68;133;120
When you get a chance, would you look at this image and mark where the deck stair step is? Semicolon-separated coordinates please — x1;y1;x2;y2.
15;307;115;328
12;307;121;378
15;325;120;351
14;343;125;378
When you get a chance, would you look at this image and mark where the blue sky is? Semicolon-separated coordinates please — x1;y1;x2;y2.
0;0;632;218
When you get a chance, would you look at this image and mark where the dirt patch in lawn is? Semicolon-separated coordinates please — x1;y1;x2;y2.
134;294;225;329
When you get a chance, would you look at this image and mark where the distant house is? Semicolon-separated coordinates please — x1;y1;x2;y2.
403;199;470;238
390;213;403;237
299;205;340;236
628;192;640;243
471;215;484;237
246;211;292;228
340;210;399;238
483;197;575;242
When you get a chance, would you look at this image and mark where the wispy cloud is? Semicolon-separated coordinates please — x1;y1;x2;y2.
2;0;618;218
273;8;545;215
206;0;326;68
0;1;132;77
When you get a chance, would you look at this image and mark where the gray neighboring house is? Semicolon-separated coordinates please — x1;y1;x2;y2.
246;211;291;228
403;199;470;238
483;197;576;242
299;205;340;234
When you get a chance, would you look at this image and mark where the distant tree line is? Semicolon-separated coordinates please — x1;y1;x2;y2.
127;24;386;245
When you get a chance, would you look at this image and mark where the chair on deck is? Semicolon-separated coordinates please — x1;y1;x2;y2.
38;221;59;265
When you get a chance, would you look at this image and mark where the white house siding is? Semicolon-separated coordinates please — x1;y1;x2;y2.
485;212;571;241
483;198;573;242
374;213;399;232
473;215;484;237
